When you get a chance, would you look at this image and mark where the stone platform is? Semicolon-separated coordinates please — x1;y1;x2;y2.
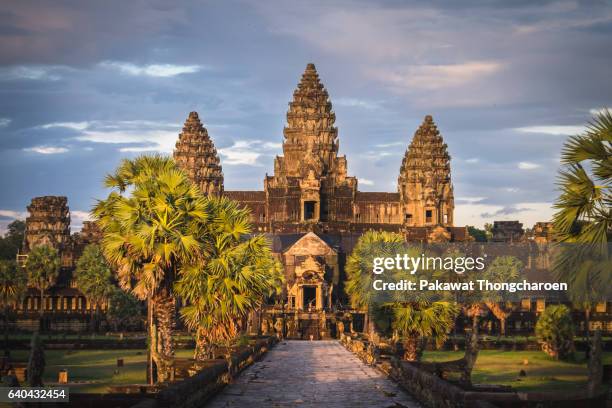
207;340;421;407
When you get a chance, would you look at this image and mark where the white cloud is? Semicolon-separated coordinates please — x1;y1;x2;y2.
514;125;585;136
217;140;282;166
41;121;90;131
465;158;479;164
358;178;374;186
71;210;91;222
455;196;486;204
99;61;203;77
219;141;261;166
454;202;554;229
518;161;541;170
335;98;380;110
369;61;501;91
0;210;27;220
375;141;405;148
0;118;11;127
0;65;63;81
24;146;69;154
504;187;520;193
589;107;612;116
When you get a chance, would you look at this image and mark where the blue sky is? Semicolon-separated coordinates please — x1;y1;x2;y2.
1;0;611;232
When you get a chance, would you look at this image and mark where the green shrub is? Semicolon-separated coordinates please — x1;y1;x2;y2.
535;305;575;360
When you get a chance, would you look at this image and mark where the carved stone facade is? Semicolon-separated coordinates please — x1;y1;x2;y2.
491;220;525;242
398;115;454;227
15;196;107;331
169;64;471;338
178;63;467;241
23;196;71;254
173;111;224;196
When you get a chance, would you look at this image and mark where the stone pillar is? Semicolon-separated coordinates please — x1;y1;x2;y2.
316;284;322;310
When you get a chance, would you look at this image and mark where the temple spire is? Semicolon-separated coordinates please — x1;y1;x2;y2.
278;63;339;178
173;111;224;196
398;115;454;226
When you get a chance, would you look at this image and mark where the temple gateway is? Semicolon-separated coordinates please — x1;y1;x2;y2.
173;63;468;339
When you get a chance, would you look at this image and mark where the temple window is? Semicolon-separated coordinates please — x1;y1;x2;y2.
425;210;433;223
304;201;316;220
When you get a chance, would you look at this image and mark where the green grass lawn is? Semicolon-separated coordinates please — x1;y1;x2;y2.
7;349;194;393
423;350;612;392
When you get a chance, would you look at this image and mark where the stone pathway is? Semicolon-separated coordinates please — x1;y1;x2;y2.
207;340;421;408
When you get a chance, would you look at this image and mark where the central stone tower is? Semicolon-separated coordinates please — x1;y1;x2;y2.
264;63;357;227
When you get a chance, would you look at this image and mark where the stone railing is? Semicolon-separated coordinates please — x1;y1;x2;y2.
130;336;277;408
340;333;608;408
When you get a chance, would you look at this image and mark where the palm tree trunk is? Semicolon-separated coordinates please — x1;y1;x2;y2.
403;335;419;361
147;297;154;385
4;301;9;355
39;288;44;331
151;289;175;382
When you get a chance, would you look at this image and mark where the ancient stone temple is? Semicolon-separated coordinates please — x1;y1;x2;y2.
173;63;470;339
491;220;525;242
15;196;108;332
398;115;454;227
22;196;71;255
182;63;466;240
173;111;224;196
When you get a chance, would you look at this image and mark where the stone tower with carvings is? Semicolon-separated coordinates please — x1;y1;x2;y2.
398;115;454;227
263;63;357;228
173;111;224;196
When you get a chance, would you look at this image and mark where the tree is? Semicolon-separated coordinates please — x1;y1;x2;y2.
392;301;458;361
93;155;208;383
106;288;144;332
482;256;522;336
26;332;45;386
483;223;493;241
24;245;60;328
535;305;575;360
75;244;114;332
175;197;283;360
345;231;458;358
345;230;405;336
467;226;488;242
0;260;27;352
552;108;610;394
0;220;26;261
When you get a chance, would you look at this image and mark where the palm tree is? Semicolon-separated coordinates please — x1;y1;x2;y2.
392;300;458;361
175;197;283;359
552;109;611;395
482;256;522;337
24;245;60;330
345;230;405;336
552;109;611;340
75;244;114;332
0;260;27;352
93;155;208;382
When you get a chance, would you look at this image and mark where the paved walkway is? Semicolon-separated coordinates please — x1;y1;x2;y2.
207;340;421;408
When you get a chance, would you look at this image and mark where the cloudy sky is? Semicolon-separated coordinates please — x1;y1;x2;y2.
1;0;611;233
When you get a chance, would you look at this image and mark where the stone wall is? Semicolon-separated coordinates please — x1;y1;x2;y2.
339;333;608;408
130;336;277;408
